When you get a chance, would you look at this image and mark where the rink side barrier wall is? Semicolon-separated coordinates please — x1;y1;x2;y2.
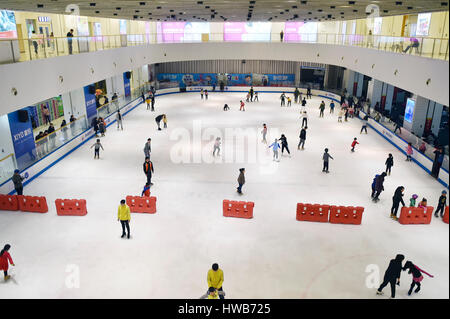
1;87;446;195
358;110;449;188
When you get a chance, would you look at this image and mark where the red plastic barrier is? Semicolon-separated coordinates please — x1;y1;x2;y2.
55;199;87;216
0;194;19;211
329;206;364;225
17;195;48;213
399;206;433;225
296;203;329;223
443;206;449;224
223;200;254;219
126;196;157;214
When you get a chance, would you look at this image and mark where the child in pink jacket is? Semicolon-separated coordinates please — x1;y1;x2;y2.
406;143;413;161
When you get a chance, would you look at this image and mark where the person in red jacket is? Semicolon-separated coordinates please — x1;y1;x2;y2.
0;244;14;281
351;137;359;152
240;100;245;111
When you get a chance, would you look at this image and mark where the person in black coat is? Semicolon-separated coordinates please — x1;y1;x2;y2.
278;134;291;157
385;153;394;175
431;147;444;179
155;114;164;130
372;172;387;202
376;254;405;298
298;127;307;150
391;186;406;220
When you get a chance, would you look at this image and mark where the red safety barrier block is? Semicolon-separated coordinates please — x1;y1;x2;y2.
399;206;433;225
443;206;449;224
223;200;254;219
55;199;87;216
296;203;329;223
329;206;364;225
17;195;48;213
0;194;19;211
126;196;157;214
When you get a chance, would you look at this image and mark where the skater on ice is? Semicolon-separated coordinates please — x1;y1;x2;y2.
376;254;404;299
390;186;406;221
90;139;104;159
322;148;334;173
117;200;131;239
351;138;359;152
435;190;447;218
269;139;281;161
0;244;14;282
237;168;245;195
207;263;225;299
402;261;434;296
385;154;394;175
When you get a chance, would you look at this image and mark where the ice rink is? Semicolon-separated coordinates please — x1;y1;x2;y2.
0;91;448;299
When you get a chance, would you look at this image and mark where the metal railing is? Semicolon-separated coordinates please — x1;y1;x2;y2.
10;81;152;174
0;32;448;64
0;153;17;185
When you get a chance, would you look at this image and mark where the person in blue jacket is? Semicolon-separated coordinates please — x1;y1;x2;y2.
269;139;281;161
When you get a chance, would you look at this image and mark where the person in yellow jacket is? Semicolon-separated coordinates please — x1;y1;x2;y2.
207;263;224;299
117;199;131;239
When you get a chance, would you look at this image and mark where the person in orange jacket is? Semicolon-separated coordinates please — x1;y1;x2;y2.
143;157;154;185
0;244;15;281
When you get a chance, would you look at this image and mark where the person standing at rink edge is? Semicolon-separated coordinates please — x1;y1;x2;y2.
117;200;131;239
391;186;406;221
207;263;225;299
377;254;405;298
0;244;15;282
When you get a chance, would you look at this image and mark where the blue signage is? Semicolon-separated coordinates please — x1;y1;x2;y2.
8;110;36;170
83;85;97;126
123;72;131;97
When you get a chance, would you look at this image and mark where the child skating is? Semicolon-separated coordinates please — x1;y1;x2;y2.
240;100;245;111
90;139;104;159
141;182;151;197
406;143;413;161
0;244;14;282
338;108;344;122
330;101;335;114
269;139;281;161
287;96;292;107
223;104;230;111
200;89;204;99
322;148;334;173
402;261;434;296
213;137;221;156
200;287;226;299
409;194;418;207
351;138;359;152
261;124;267;143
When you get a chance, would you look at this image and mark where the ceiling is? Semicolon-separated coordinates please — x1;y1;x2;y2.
1;0;448;22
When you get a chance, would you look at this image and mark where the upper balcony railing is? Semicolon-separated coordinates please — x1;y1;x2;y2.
0;32;448;64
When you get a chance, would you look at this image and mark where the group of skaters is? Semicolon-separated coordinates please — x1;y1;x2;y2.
377;254;434;298
144;89;156;111
371;152;448;221
245;87;259;102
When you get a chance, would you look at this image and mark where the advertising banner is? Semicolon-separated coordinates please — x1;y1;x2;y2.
226;74;253;86
404;98;415;123
252;74;295;87
284;22;318;42
83;85;97;126
224;22;271;42
157;22;210;43
157;73;217;88
0;10;17;38
8;110;36;169
123;72;131;97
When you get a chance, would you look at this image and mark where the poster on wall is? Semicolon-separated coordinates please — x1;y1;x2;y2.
8;110;36;170
404;98;415;123
157;73;217;88
284;22;318;42
94;22;102;41
224;22;272;42
119;20;127;35
83;85;97;126
252;74;295;87
226;74;253;86
156;22;210;43
0;10;17;38
123;72;131;97
416;13;432;36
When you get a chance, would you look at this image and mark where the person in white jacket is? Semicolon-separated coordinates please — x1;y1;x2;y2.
301;111;308;128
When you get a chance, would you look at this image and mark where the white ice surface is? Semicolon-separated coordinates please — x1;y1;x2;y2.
0;92;448;299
